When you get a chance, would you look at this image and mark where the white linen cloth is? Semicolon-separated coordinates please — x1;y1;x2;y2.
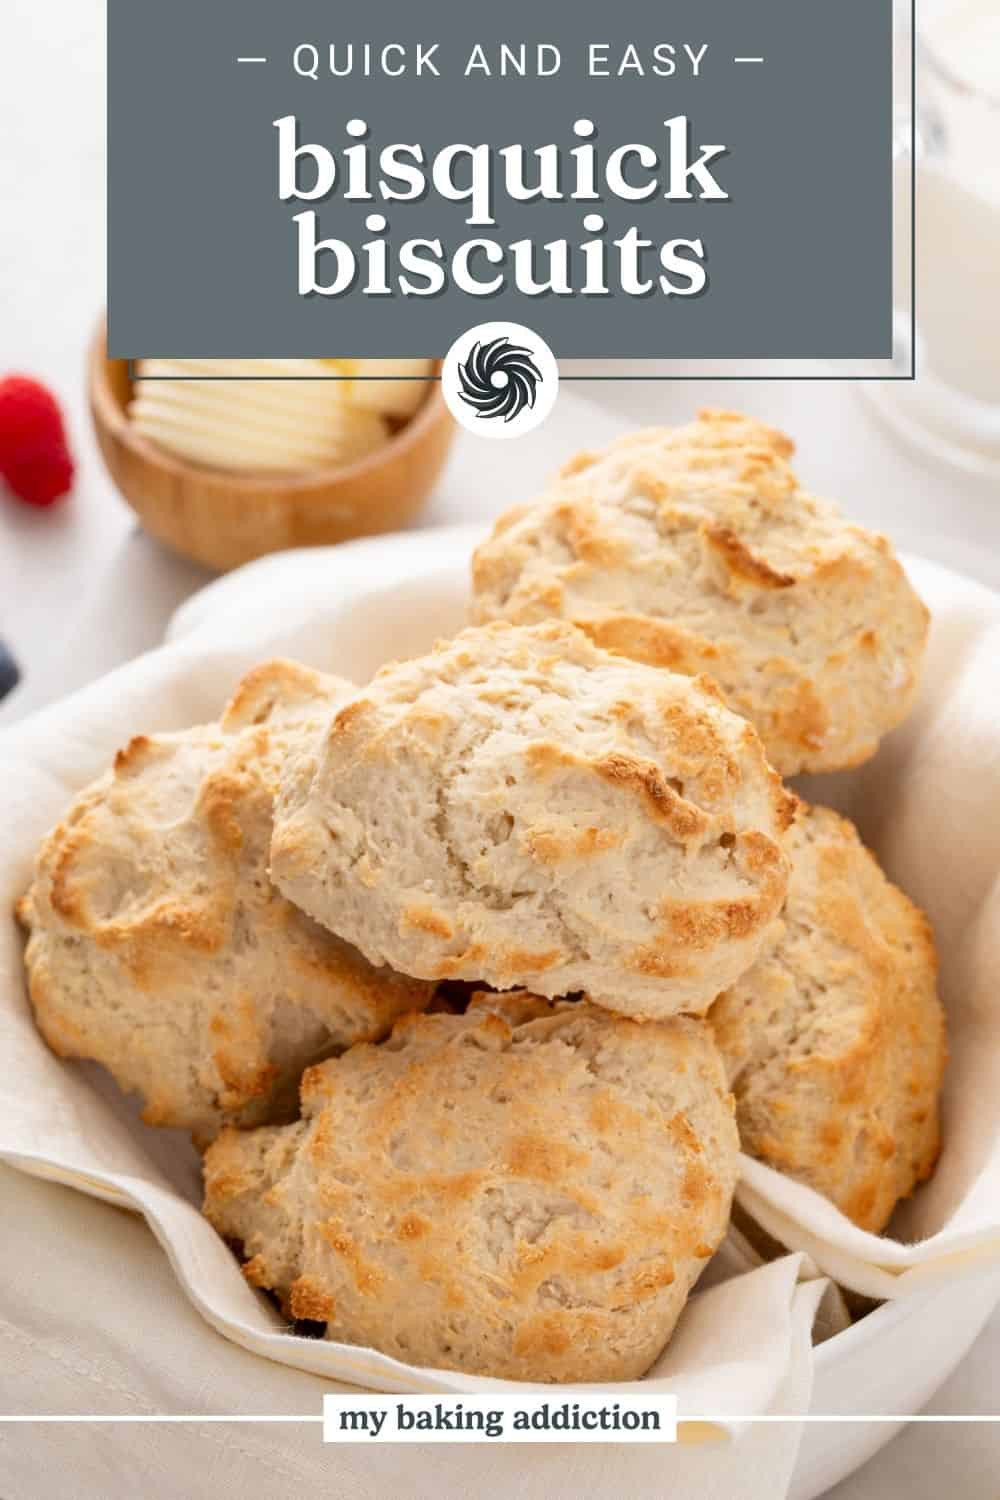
0;1167;817;1500
2;528;1000;1498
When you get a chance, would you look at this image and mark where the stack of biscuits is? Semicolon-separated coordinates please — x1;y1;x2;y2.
17;410;947;1384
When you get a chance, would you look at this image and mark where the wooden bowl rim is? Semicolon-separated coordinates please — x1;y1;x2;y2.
87;322;451;495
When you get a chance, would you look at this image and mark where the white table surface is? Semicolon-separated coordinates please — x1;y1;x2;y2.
2;3;999;1496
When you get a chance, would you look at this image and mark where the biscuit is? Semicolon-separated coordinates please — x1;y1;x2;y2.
470;410;929;774
271;621;794;1018
709;803;946;1231
17;660;432;1145
202;992;739;1382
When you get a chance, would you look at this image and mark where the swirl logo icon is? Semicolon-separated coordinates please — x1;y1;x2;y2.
458;337;541;423
443;322;559;439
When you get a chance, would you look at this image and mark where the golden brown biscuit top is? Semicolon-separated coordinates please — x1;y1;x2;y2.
710;803;946;1230
471;410;930;775
270;620;793;1019
202;993;739;1382
18;659;430;1142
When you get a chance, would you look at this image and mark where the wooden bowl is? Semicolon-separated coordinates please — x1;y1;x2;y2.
88;325;455;573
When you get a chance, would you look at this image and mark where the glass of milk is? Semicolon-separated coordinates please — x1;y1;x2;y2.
866;0;1000;476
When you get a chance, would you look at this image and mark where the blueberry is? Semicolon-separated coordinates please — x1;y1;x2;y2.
0;641;20;702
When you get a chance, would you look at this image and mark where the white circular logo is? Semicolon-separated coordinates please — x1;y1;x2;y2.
442;322;559;439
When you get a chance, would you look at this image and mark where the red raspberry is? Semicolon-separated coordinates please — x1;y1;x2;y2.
0;375;75;507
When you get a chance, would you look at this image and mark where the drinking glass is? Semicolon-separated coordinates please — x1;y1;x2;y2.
865;0;1000;477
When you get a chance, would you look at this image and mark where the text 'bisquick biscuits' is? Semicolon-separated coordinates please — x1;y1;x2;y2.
202;992;739;1383
270;621;794;1018
709;803;946;1231
471;410;929;775
17;660;432;1146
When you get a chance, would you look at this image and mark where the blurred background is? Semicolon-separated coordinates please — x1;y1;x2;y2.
2;0;998;729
